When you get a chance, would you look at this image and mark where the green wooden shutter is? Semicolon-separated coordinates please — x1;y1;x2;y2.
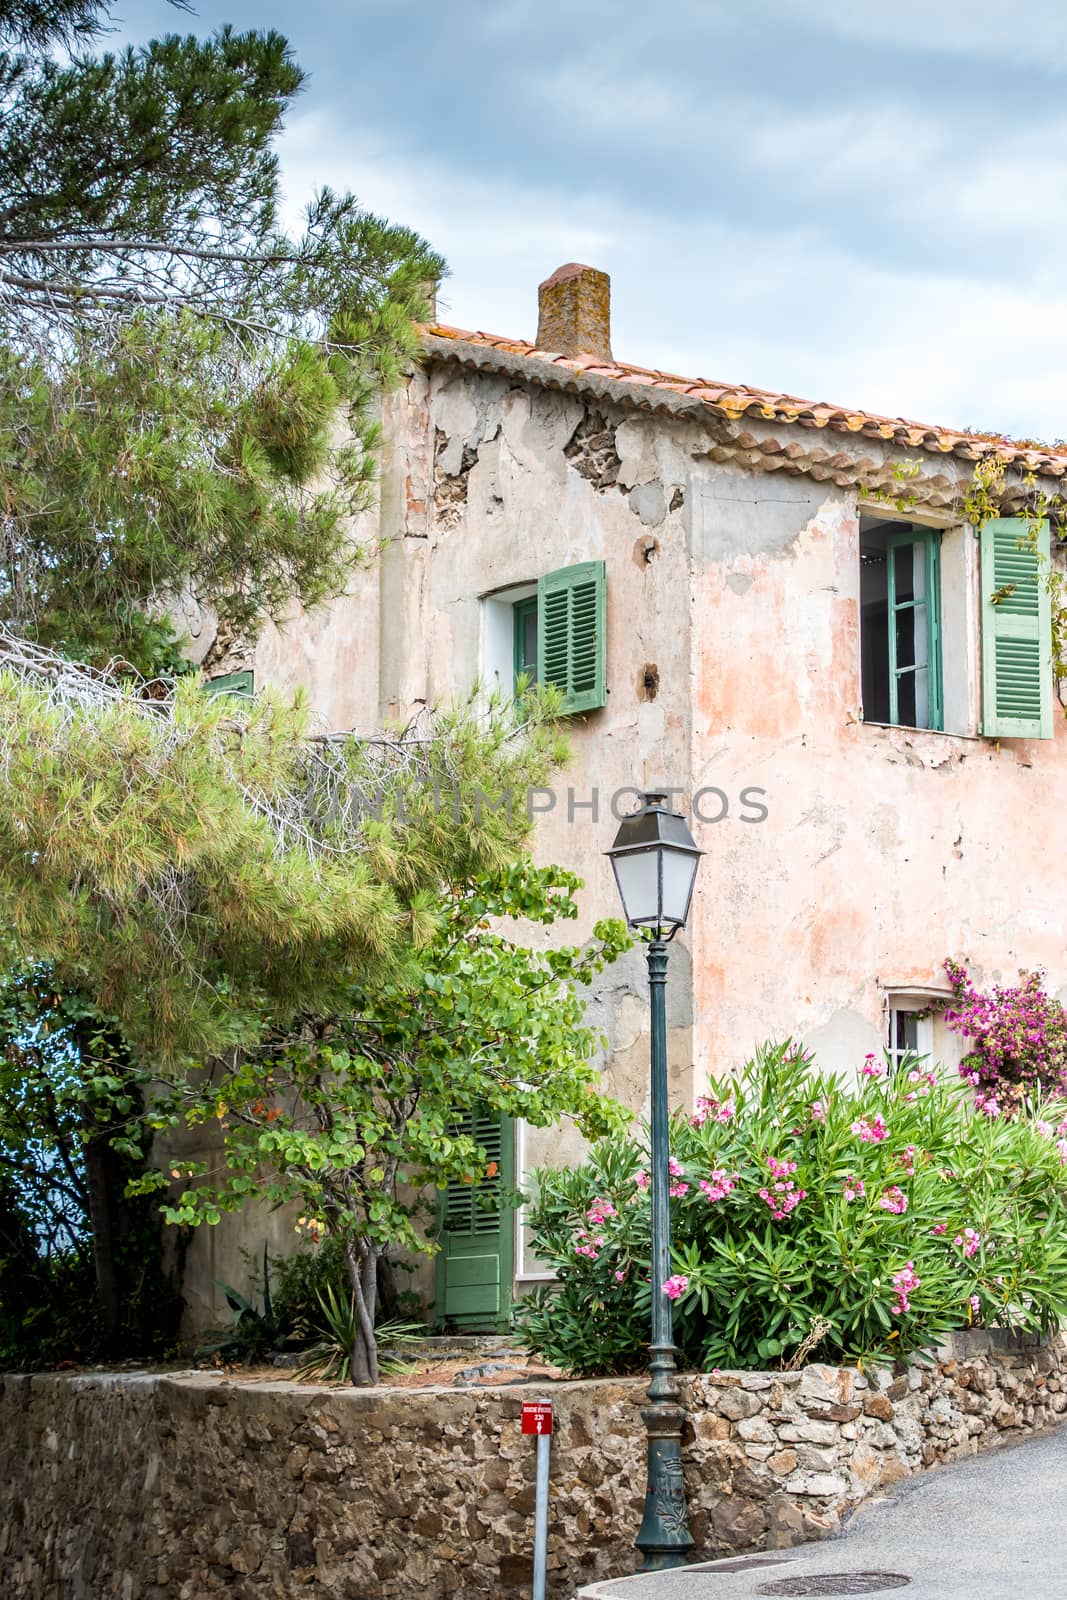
205;669;254;698
436;1109;514;1329
980;517;1053;739
536;561;606;714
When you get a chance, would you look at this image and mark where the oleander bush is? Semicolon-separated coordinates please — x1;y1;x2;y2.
515;1041;1067;1375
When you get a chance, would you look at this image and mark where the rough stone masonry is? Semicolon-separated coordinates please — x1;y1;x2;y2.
1;1331;1065;1600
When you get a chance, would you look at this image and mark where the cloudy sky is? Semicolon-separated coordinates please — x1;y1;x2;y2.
123;1;1067;439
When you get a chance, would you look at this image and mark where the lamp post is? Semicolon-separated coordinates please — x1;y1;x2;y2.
606;792;702;1572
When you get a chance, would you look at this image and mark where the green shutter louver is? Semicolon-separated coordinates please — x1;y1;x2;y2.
980;517;1053;739
205;669;254;699
436;1108;515;1329
537;561;606;714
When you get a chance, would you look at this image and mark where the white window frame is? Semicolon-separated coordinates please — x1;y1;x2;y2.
884;991;936;1075
480;581;537;708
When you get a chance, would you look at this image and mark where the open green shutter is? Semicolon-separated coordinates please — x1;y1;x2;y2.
205;669;254;698
537;561;606;714
980;518;1053;739
436;1109;514;1329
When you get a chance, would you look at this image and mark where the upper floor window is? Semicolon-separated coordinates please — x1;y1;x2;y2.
484;561;607;715
860;519;943;731
859;510;1055;741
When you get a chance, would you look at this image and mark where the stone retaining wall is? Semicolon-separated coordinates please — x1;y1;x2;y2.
2;1330;1065;1599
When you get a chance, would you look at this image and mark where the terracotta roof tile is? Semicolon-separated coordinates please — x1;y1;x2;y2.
421;322;1067;475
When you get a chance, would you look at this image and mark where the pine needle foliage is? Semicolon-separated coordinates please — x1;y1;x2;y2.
0;0;444;672
0;637;568;1063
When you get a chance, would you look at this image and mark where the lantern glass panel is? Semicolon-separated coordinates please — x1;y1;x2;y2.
660;847;698;926
611;849;659;926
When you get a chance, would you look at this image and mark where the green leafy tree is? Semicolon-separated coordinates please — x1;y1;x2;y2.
0;963;182;1356
134;863;630;1384
0;0;442;672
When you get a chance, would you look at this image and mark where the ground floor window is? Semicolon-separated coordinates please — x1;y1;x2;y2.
887;1005;934;1074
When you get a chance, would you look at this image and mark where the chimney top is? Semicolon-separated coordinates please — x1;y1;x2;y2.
536;263;612;364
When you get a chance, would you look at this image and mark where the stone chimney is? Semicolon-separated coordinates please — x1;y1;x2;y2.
535;263;612;363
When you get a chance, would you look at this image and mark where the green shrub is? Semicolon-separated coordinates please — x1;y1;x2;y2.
515;1042;1067;1374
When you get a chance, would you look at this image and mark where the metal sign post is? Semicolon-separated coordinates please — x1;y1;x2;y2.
521;1399;553;1600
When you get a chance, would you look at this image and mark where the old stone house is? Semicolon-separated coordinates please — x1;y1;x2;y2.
179;262;1067;1333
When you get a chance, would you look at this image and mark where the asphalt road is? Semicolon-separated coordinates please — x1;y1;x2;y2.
577;1425;1067;1600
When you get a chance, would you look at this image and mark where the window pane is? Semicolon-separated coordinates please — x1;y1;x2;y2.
895;605;918;669
898;670;916;727
521;607;537;674
895;542;916;603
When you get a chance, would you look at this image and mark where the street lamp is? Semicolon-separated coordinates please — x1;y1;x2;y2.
606;792;702;1571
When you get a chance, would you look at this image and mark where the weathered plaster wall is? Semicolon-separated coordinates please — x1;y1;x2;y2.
167;354;1067;1322
3;1334;1065;1599
687;469;1067;1086
410;360;1067;1101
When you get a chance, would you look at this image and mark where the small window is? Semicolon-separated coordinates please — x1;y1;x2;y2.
887;1005;933;1074
483;562;606;714
860;519;942;730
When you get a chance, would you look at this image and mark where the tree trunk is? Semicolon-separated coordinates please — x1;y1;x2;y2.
83;1129;122;1352
344;1238;380;1386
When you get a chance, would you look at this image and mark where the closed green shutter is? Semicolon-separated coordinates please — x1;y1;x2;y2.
436;1109;514;1329
205;669;254;698
980;517;1053;739
537;561;606;714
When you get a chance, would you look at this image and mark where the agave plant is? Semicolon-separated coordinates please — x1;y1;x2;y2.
196;1242;280;1361
296;1282;424;1384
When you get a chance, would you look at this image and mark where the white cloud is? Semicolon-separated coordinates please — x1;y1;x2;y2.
776;0;1067;68
279;113;1067;442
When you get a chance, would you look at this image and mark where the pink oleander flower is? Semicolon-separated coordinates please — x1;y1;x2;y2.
693;1092;737;1127
661;1274;689;1300
969;1294;981;1316
1058;1139;1067;1167
896;1144;918;1174
852;1113;888;1144
699;1170;738;1203
767;1155;797;1178
931;1221;947;1235
1036;1120;1054;1137
810;1100;827;1123
861;1055;885;1079
891;1261;920;1315
878;1186;908;1215
614;1269;627;1283
759;1178;806;1220
574;1227;605;1260
669;1181;690;1199
954;1228;981;1258
975;1092;1001;1118
586;1196;618;1224
842;1174;865;1202
634;1170;650;1191
668;1157;684;1178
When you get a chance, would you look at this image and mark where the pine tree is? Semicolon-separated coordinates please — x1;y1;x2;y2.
0;0;442;672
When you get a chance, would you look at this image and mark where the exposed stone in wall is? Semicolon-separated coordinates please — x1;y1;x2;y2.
2;1332;1065;1600
432;427;479;531
564;409;622;491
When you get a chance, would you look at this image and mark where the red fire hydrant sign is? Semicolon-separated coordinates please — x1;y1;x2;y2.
521;1400;553;1435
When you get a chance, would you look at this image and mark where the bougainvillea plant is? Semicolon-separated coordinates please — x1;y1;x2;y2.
515;1040;1067;1375
944;959;1067;1114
